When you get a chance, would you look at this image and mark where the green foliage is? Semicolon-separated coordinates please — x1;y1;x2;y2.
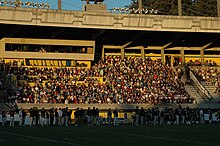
129;0;217;17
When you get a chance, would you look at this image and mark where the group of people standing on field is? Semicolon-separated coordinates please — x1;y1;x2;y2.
2;106;220;127
74;107;118;126
1;107;72;127
28;107;72;126
132;106;220;125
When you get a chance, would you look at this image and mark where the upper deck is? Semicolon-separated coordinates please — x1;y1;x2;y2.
0;6;220;33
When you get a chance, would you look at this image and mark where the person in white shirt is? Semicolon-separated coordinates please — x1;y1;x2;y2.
200;109;204;124
58;108;63;126
19;108;23;126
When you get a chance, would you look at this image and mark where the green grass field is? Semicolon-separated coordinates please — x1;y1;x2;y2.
0;124;220;146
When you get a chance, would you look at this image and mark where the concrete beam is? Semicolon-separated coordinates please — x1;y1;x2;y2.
162;33;183;49
103;45;122;49
146;46;162;50
202;36;220;50
122;32;145;48
92;30;105;40
2;7;220;33
206;47;220;51
125;46;143;49
51;28;66;39
166;47;201;50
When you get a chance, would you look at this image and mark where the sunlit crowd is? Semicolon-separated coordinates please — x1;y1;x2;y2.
1;56;194;104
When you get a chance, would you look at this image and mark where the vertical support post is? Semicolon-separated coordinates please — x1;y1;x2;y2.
180;48;185;66
58;0;62;10
141;46;145;60
138;0;142;11
178;0;182;16
200;49;204;65
102;47;105;58
171;55;174;68
121;47;125;60
161;48;165;63
217;0;220;17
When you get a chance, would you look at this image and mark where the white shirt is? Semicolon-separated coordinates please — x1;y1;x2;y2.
58;110;63;117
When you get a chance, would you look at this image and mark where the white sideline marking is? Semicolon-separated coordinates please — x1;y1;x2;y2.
85;129;219;146
0;131;81;146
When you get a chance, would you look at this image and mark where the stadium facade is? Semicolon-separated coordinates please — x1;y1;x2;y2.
1;2;220;110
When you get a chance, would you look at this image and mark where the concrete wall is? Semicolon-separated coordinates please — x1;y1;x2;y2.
0;38;95;60
2;51;94;60
1;6;220;33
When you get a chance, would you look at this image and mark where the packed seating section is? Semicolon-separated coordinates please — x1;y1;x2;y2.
192;67;220;94
1;56;194;104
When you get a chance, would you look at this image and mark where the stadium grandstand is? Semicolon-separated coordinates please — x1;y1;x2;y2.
1;0;220;128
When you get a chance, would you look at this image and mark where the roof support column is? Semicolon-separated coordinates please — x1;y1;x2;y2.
178;0;182;16
141;46;145;60
161;48;165;63
200;49;204;65
121;47;125;60
217;0;220;17
102;47;105;58
180;48;185;66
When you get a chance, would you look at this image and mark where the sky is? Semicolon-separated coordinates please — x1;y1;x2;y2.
19;0;132;10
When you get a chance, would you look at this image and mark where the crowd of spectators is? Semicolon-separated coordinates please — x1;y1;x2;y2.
187;59;217;66
2;56;194;104
192;67;220;93
0;60;17;103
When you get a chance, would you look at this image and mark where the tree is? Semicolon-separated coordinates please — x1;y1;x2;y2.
129;0;217;17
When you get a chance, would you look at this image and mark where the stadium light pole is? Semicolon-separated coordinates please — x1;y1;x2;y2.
217;0;220;17
138;0;142;12
58;0;62;10
178;0;182;16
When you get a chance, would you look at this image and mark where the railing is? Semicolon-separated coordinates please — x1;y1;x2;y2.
189;70;212;100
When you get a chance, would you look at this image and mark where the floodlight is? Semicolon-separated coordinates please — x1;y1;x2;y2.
144;9;148;14
40;3;45;8
34;2;39;8
25;2;30;6
3;0;7;4
45;3;50;8
9;0;12;5
150;9;154;14
12;1;18;6
30;2;34;6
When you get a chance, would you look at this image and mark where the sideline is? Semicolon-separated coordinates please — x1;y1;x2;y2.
0;131;81;146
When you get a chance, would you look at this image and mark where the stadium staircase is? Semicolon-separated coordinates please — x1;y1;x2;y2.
201;81;220;103
180;68;209;103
